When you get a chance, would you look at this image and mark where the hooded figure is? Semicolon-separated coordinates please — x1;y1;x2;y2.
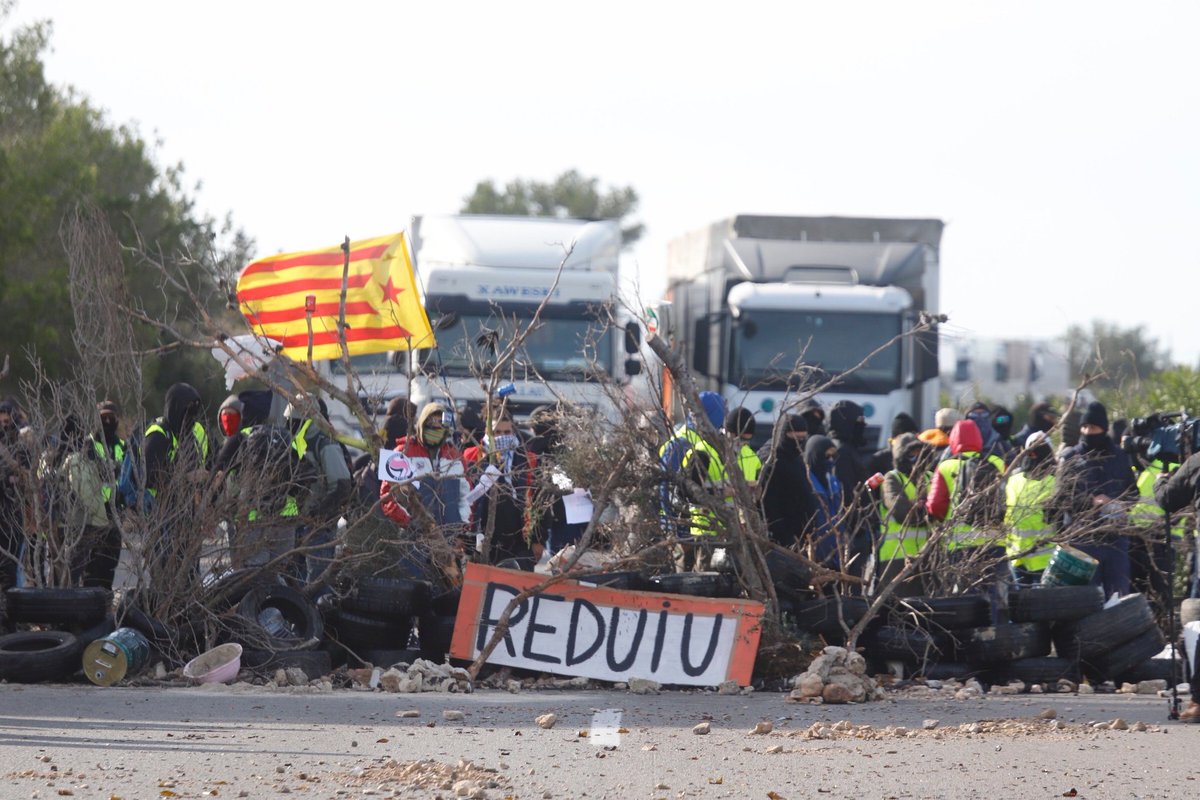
723;407;761;483
759;414;813;548
924;420;1004;525
803;435;844;566
990;406;1016;448
796;398;826;436
869;412;919;475
464;413;540;566
697;391;726;432
218;395;244;439
381;402;470;527
1014;401;1060;444
381;396;417;447
877;432;931;593
965;402;1014;463
144;382;206;497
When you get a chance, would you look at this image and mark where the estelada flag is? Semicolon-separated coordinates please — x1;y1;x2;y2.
236;232;434;361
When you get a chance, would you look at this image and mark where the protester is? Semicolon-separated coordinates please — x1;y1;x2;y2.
75;401;125;588
658;391;726;568
869;412;920;475
0;401;28;590
877;432;930;596
802;435;845;568
1003;431;1060;584
1053;401;1136;598
966;401;1014;463
380;396;417;448
381;402;469;531
920;407;958;456
990;405;1017;453
1014;401;1060;444
758;414;813;548
1129;444;1185;621
143;382;209;501
722;407;762;485
527;405;587;557
464;411;542;568
827;400;874;578
796;398;826;436
1153;450;1200;722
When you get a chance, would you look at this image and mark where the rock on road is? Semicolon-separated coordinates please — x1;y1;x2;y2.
0;684;1194;799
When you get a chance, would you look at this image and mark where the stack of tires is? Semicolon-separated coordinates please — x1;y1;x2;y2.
1050;592;1168;684
0;587;113;683
325;576;431;668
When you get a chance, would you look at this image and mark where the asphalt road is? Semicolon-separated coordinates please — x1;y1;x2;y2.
0;684;1195;799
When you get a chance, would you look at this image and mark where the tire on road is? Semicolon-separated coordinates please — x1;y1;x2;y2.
860;625;949;665
1053;593;1156;662
5;587;110;625
342;576;431;620
650;572;739;598
329;609;413;652
235;584;324;651
792;597;870;640
964;623;1051;663
0;630;81;683
1086;625;1167;682
73;615;117;648
1009;585;1104;624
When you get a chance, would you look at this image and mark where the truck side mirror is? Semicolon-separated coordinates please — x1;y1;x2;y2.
624;321;641;354
624;358;642;377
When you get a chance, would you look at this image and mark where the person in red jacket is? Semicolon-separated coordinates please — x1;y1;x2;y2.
380;402;470;530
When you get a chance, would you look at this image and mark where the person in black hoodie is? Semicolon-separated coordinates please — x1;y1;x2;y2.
802;435;845;567
1053;401;1136;597
143;382;208;500
868;412;919;476
990;405;1017;454
1013;401;1060;446
827;400;874;578
758;414;814;548
796;398;826;436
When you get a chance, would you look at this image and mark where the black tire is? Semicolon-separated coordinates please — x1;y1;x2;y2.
494;557;537;572
913;662;985;682
418;614;458;663
0;630;81;683
964;623;1051;663
73;615;116;648
357;648;424;669
650;572;739;598
1118;655;1184;685
1009;586;1104;624
575;571;650;591
5;587;110;625
1087;626;1167;682
1180;598;1200;627
889;595;990;631
765;550;812;597
235;584;323;650
861;625;950;665
792;596;870;640
330;609;413;651
1053;594;1156;661
990;657;1081;685
204;568;278;613
115;593;175;647
431;589;462;616
241;648;333;679
343;576;431;620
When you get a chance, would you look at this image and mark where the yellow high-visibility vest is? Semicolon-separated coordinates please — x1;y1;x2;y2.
1004;470;1056;572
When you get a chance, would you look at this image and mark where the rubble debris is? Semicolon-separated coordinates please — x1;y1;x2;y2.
628;678;661;695
535;714;558;730
442;710;466;721
692;722;711;735
352;659;473;694
1037;708;1058;720
338;759;507;795
750;721;773;735
787;646;882;705
785;716;1160;741
717;680;740;695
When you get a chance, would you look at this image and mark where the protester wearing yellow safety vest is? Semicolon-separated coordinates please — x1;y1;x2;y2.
659;391;727;571
1003;431;1059;585
143;382;209;503
72;401;126;588
878;433;931;597
925;419;1008;623
723;407;762;485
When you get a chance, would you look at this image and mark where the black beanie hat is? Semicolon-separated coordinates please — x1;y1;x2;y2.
890;412;918;438
724;407;756;437
1081;401;1109;432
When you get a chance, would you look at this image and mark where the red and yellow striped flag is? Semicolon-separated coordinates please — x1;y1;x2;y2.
236;232;434;361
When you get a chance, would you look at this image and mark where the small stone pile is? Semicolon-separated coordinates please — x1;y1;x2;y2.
787;646;883;704
349;658;474;693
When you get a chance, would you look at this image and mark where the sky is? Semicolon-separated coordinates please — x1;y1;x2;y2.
11;1;1200;365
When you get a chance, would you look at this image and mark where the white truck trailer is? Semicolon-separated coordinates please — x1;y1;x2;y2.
663;215;943;448
407;214;641;422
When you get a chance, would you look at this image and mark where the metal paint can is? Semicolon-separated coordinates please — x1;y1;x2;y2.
82;627;151;686
1040;545;1099;587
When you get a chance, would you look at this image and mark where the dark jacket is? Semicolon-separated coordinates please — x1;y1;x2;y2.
1053;435;1136;537
464;442;540;562
802;435;844;566
144;382;203;495
1154;451;1200;516
758;436;813;548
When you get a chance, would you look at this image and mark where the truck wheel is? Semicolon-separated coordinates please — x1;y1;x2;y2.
343;577;431;620
5;587;110;625
964;623;1051;663
1009;586;1104;624
0;630;81;683
1053;594;1155;661
889;595;990;631
1087;626;1167;682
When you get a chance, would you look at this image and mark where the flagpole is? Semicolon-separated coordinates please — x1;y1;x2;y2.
337;236;354;400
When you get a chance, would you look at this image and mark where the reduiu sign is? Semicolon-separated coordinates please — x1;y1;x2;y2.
450;564;764;686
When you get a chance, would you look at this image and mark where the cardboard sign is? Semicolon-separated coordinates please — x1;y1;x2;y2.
378;449;415;481
450;564;763;686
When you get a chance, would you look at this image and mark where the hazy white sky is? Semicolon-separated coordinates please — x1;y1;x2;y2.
12;1;1200;364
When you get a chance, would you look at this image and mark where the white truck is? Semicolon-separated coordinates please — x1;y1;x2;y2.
662;215;943;449
406;214;641;422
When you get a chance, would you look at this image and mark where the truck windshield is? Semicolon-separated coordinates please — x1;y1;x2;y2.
423;310;612;381
729;309;902;393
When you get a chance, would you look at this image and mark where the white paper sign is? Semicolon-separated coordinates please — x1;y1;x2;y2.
562;488;594;525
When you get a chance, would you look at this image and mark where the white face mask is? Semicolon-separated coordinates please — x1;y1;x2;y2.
487;433;519;452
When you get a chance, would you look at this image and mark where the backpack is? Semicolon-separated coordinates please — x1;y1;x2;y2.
234;425;309;515
116;433;150;511
952;456;1003;527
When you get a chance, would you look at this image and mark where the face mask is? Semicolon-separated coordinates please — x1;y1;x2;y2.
1082;432;1108;450
422;427;447;447
487;433;519;452
219;412;241;438
101;417;120;441
900;454;918;470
